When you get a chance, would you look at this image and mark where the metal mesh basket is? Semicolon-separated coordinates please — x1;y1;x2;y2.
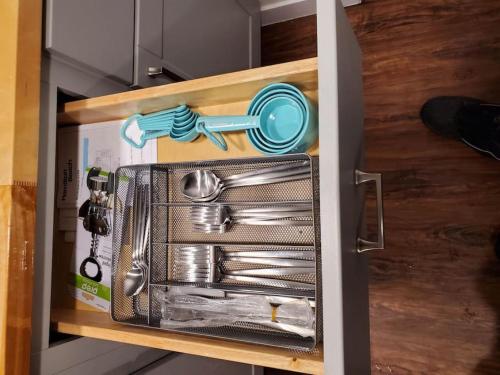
111;154;322;351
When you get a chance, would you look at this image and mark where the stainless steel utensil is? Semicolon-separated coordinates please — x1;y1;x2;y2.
174;245;315;267
191;204;313;219
190;204;313;233
180;161;311;202
124;185;149;297
192;220;314;234
172;245;315;290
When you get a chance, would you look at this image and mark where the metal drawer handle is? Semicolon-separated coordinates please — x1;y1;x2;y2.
355;170;384;253
147;66;185;82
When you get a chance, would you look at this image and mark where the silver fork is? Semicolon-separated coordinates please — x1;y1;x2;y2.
172;245;315;290
190;204;313;233
124;185;150;296
137;186;150;279
173;245;315;267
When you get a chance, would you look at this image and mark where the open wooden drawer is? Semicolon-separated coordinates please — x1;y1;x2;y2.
34;3;375;375
50;57;324;373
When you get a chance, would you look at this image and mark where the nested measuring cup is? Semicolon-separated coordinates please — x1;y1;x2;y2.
195;83;317;154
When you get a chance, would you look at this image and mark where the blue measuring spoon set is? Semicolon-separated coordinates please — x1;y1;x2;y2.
120;83;317;155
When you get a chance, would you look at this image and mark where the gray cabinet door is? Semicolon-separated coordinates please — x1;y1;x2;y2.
134;0;260;87
134;0;175;88
46;0;135;84
137;353;261;375
317;0;373;374
162;0;258;79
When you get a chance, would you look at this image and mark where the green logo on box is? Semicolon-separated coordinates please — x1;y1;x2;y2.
70;273;110;301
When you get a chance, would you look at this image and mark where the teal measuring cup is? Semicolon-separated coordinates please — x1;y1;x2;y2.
249;94;306;148
196;82;317;154
247;83;317;155
248;87;308;148
121;83;317;154
196;94;306;151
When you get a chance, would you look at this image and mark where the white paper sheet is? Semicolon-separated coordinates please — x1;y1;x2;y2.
57;120;157;311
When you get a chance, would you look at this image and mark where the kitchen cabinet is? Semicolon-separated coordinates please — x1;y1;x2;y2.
45;0;260;90
31;337;258;374
31;337;169;374
162;0;259;79
137;353;261;375
24;0;380;374
134;0;260;87
45;0;135;84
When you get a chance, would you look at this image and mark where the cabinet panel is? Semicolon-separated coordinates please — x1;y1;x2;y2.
137;353;259;375
134;0;260;87
334;1;371;372
162;0;254;79
46;0;134;84
31;337;168;375
317;0;371;374
136;0;164;57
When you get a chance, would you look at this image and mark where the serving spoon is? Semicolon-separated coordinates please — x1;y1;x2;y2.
180;161;311;202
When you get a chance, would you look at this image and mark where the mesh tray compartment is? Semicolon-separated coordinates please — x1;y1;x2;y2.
152;156;314;204
156;243;317;288
155;203;315;246
148;284;316;351
111;165;150;325
150;243;169;285
311;158;323;342
111;154;322;351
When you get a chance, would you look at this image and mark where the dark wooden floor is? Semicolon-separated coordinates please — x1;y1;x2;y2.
262;1;500;374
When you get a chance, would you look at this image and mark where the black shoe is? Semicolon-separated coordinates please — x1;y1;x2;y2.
495;234;500;260
420;96;500;159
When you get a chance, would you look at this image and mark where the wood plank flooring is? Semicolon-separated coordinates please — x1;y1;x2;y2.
262;1;500;373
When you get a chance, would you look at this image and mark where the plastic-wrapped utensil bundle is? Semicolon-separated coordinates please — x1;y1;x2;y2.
154;288;315;338
120;83;317;155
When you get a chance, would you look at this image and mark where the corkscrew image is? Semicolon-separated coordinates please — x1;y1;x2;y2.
78;167;114;282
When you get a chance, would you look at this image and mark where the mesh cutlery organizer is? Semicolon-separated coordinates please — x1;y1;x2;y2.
111;154;322;351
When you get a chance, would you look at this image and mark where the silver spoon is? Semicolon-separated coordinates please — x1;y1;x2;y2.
180;162;311;202
124;264;146;297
